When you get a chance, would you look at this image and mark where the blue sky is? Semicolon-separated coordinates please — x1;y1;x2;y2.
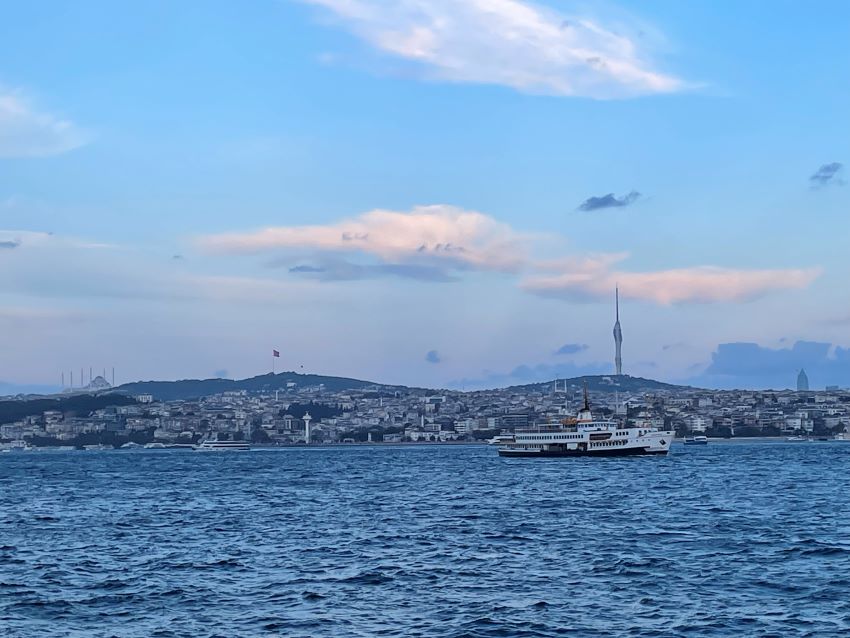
0;0;848;392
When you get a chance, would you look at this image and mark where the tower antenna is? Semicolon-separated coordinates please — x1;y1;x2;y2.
613;285;623;376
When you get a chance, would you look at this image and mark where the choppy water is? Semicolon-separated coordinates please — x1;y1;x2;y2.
2;443;850;637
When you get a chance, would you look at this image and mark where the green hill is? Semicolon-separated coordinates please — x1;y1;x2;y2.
0;394;138;426
507;374;692;394
111;371;692;402
114;371;400;402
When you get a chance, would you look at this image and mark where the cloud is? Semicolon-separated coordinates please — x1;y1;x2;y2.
0;89;87;158
690;340;850;389
203;204;821;303
304;0;684;99
287;260;455;282
555;343;588;355
0;239;21;249
199;205;528;279
425;349;441;364
577;190;641;211
522;253;821;304
809;162;844;187
290;264;325;273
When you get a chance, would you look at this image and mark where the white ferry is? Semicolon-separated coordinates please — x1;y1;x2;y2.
194;438;250;452
497;391;673;458
683;435;709;446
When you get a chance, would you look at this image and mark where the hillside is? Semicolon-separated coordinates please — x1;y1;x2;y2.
505;374;693;394
0;394;138;426
114;371;399;402
111;371;693;402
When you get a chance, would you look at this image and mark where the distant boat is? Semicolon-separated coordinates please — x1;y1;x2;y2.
833;433;850;442
6;440;35;452
195;438;250;452
683;436;708;446
144;442;166;449
487;434;515;446
120;441;143;449
786;436;811;442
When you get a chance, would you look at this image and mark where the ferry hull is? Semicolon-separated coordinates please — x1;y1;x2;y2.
498;446;669;458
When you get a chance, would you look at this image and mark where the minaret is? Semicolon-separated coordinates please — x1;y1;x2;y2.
613;286;623;376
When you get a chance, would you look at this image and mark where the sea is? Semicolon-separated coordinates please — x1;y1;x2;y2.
1;442;849;637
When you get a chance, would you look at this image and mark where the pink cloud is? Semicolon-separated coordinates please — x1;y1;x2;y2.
197;205;528;273
523;254;821;304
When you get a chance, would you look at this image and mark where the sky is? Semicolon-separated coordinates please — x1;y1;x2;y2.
0;0;848;392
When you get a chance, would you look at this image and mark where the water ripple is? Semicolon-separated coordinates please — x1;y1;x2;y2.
1;443;850;636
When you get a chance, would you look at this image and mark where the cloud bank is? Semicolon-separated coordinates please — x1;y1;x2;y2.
523;254;821;304
0;89;86;158
199;205;528;278
202;205;820;304
305;0;684;98
691;341;850;389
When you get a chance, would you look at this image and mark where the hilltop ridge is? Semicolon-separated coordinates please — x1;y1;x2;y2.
114;371;403;402
110;371;693;402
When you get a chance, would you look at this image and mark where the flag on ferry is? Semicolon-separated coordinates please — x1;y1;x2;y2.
273;350;280;358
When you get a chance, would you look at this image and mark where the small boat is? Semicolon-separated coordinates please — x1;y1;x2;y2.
785;436;811;442
195;438;250;452
683;436;708;446
144;442;166;449
487;434;515;446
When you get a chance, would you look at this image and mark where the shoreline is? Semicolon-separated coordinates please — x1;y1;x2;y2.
5;437;848;452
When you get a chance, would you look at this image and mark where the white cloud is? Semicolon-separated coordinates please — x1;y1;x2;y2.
0;89;87;158
522;253;822;304
197;204;528;274
198;206;821;303
305;0;684;98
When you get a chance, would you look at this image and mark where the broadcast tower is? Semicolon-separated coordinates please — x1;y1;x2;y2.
613;287;623;376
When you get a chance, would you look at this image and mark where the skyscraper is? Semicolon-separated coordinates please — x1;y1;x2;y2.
797;369;809;391
613;287;623;376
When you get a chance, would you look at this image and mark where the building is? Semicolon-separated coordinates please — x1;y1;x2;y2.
797;369;809;392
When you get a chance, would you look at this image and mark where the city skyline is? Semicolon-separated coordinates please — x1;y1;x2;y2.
1;1;849;392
